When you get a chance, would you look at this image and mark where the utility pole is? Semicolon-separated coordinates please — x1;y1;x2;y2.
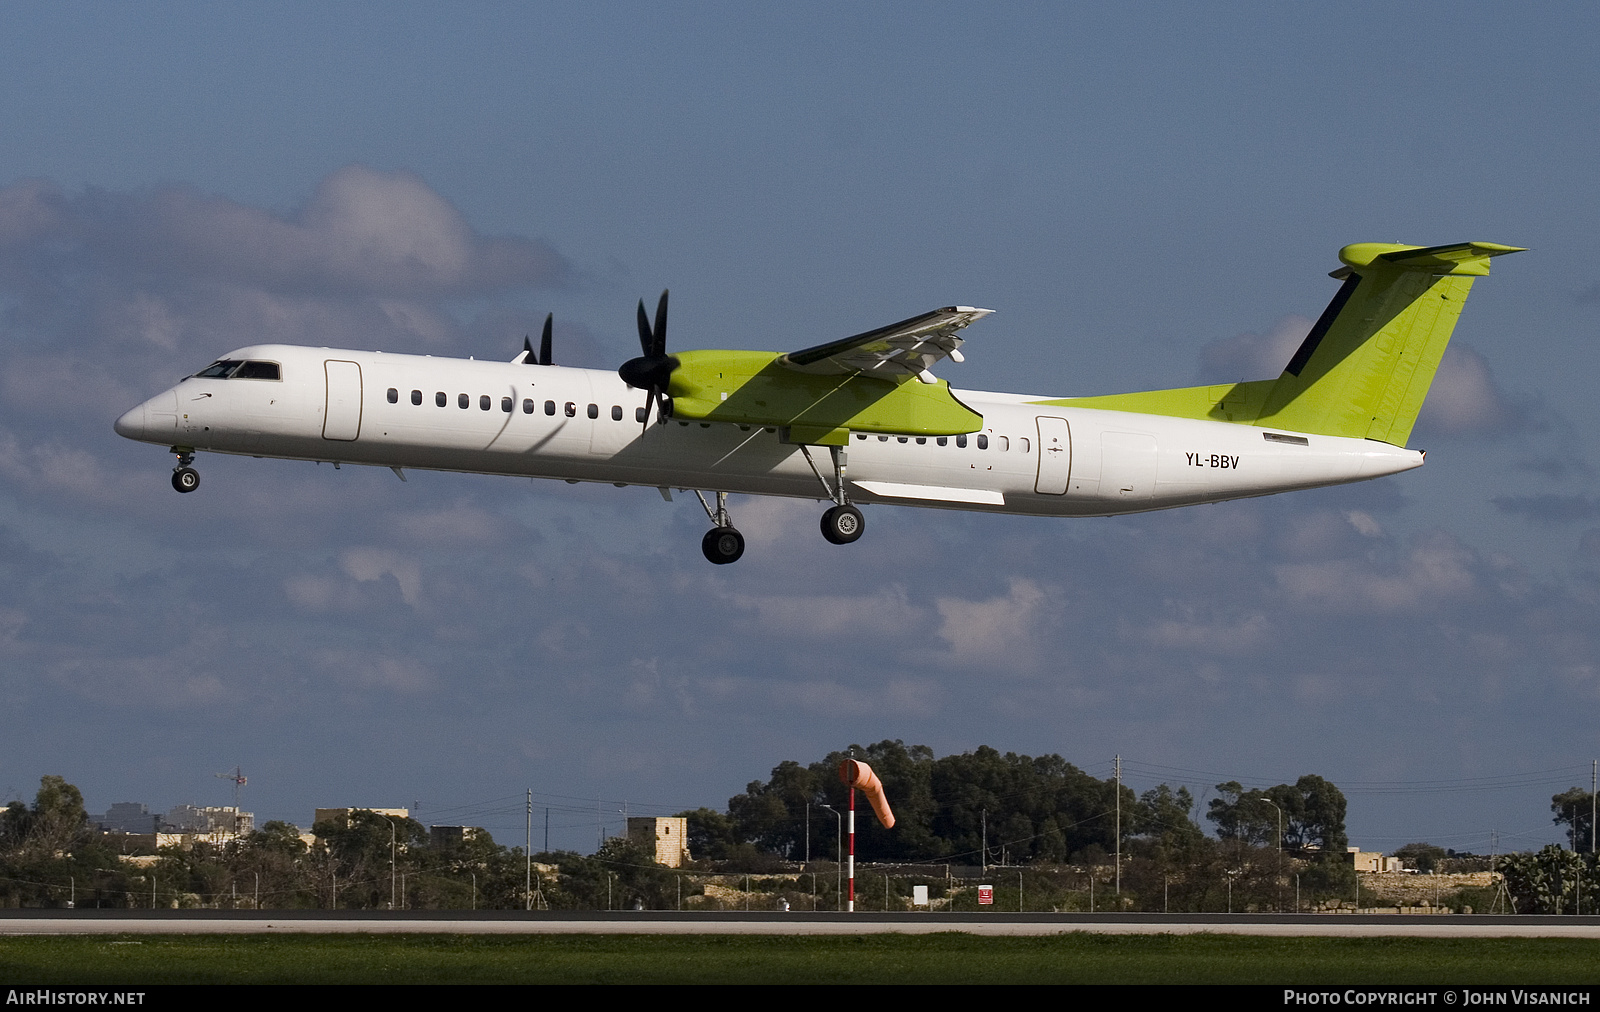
981;808;987;874
1592;760;1596;855
1114;755;1121;897
526;789;532;911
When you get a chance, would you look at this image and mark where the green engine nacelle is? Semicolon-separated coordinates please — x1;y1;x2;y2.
667;349;983;446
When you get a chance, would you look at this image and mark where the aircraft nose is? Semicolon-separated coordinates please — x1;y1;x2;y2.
114;403;147;439
116;390;178;441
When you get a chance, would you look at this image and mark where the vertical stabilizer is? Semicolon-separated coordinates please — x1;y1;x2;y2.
1256;241;1523;446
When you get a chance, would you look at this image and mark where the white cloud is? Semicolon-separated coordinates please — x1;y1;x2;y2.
340;547;423;606
729;584;925;639
1198;315;1311;383
1273;533;1476;614
929;577;1059;674
1413;344;1519;436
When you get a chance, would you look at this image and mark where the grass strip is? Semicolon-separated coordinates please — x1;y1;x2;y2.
4;932;1600;985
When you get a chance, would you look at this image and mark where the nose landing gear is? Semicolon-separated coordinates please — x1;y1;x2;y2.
170;449;200;493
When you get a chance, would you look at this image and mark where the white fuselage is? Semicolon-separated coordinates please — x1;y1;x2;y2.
114;344;1424;516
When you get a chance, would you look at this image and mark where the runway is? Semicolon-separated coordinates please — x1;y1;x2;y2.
6;910;1600;937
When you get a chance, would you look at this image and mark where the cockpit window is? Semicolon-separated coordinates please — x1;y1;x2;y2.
233;361;280;380
194;360;242;378
192;359;280;380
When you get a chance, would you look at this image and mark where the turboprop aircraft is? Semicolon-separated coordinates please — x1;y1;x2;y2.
114;241;1521;564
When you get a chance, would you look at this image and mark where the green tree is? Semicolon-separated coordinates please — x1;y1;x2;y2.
1392;842;1448;873
1551;788;1596;853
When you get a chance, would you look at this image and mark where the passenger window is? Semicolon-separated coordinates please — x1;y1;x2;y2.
977;434;988;449
587;403;598;419
479;395;491;411
897;437;908;443
997;435;1010;451
436;392;447;407
636;407;647;423
611;405;623;421
915;437;926;445
878;436;888;442
411;390;422;406
564;402;576;417
856;433;867;440
458;393;469;409
545;400;556;415
956;434;967;448
523;398;534;414
387;388;398;404
502;396;513;413
1019;437;1030;453
936;437;947;446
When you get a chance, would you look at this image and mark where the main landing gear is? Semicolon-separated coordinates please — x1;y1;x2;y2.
691;445;865;565
170;450;200;493
802;443;865;546
694;491;744;565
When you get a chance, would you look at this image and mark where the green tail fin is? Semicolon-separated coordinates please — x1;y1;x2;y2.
1255;241;1524;445
1036;241;1523;446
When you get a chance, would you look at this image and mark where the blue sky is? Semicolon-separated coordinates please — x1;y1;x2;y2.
2;3;1598;856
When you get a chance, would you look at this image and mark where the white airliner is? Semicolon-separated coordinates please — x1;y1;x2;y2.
115;241;1520;564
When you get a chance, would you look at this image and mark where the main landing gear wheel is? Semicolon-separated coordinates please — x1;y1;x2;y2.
171;466;200;493
702;526;745;565
821;503;864;545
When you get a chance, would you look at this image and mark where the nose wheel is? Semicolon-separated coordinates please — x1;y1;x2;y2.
170;450;200;494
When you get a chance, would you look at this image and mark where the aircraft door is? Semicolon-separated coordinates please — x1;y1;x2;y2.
1034;416;1071;494
322;360;363;441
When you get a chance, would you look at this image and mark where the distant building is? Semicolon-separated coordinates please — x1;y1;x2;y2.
163;805;254;842
627;816;691;867
313;807;409;829
96;803;160;835
1348;847;1405;873
429;825;487;847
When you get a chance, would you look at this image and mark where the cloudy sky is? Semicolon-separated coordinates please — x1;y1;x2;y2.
3;3;1598;856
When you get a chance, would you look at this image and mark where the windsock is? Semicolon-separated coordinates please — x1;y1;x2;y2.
839;759;896;829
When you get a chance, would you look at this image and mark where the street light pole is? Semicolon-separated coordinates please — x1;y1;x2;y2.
1261;798;1283;913
817;803;841;911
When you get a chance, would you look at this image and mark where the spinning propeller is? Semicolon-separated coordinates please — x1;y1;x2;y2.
618;290;676;433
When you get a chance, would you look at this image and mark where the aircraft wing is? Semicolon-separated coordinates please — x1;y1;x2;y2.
775;306;993;381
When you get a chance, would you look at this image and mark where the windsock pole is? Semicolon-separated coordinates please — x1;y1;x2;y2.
848;787;856;912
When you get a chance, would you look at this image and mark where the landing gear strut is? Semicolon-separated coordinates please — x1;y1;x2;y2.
170;450;200;494
801;443;866;546
694;490;744;565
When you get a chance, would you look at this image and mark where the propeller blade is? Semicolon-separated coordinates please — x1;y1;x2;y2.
640;387;656;435
522;334;534;363
539;313;553;366
652;290;669;357
636;299;653;357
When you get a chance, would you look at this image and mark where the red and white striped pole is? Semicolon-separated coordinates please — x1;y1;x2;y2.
847;787;856;912
839;758;894;915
